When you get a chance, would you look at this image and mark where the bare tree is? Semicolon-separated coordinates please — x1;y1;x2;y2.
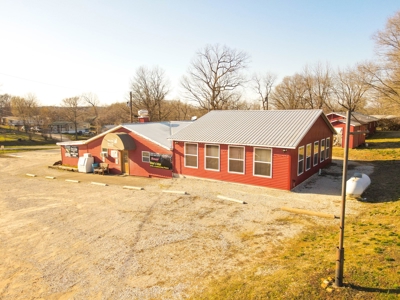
11;94;39;139
302;62;335;111
61;96;85;140
270;73;307;109
370;10;400;108
0;94;12;121
251;72;277;110
130;66;170;121
332;64;373;111
181;44;250;111
81;92;100;133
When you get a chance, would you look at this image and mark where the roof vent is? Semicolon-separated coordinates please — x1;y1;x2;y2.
191;116;198;121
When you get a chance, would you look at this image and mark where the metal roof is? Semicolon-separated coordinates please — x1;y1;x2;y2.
169;110;334;149
122;121;193;150
326;112;379;125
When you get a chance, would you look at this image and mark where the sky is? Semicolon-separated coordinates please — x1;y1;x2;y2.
1;0;400;106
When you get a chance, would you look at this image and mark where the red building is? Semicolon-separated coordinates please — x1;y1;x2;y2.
170;110;335;190
326;112;378;149
57;120;192;178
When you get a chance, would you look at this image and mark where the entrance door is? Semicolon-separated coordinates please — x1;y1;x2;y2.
121;150;130;174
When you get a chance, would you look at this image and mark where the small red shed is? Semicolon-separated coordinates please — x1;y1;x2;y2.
326;112;378;149
169;110;336;190
57;121;192;178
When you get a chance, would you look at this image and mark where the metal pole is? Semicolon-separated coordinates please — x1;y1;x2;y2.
129;92;133;123
335;109;351;287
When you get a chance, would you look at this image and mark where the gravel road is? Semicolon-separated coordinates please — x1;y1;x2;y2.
0;150;373;299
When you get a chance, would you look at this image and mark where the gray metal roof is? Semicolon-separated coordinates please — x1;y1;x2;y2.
169;110;334;149
327;112;379;125
122;121;193;150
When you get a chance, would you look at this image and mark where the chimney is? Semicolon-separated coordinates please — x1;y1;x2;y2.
138;109;150;123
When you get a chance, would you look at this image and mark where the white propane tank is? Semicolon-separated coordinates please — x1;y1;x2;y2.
346;173;371;198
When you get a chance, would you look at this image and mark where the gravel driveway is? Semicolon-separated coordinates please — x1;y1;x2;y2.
0;150;373;299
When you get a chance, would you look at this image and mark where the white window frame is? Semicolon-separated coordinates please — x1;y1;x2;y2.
306;143;312;171
142;151;150;163
320;139;325;162
313;141;319;166
184;142;198;168
325;137;330;160
253;147;272;178
298;145;305;175
204;144;220;171
100;147;108;158
228;146;245;174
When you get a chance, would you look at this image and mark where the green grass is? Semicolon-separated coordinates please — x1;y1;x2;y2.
189;130;400;300
0;125;58;147
332;131;400;161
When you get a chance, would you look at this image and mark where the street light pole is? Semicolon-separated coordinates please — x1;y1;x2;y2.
335;109;352;287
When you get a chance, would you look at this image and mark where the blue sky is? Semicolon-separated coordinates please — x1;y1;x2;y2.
1;0;399;106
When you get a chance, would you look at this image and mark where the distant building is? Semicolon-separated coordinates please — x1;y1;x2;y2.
49;121;90;134
326;112;378;148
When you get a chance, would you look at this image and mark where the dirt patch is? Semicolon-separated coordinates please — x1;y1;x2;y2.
0;150;372;299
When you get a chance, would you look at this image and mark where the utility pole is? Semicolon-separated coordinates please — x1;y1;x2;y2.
335;109;351;287
129;92;133;123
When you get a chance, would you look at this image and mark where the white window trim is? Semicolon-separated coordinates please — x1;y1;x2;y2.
313;141;319;166
306;143;312;171
184;142;198;168
320;139;325;162
253;147;272;178
298;145;305;176
228;145;245;174
204;144;220;171
326;137;330;160
142;151;150;163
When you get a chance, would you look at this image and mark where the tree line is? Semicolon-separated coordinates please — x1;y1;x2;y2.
1;10;400;138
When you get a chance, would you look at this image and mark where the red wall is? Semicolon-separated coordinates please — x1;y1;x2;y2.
60;128;173;178
173;143;291;190
331;121;366;149
172;115;333;190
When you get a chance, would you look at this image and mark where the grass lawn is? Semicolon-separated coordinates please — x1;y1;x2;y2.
191;131;400;300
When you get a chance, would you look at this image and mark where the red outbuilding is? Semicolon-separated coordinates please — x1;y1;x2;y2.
170;110;336;190
326;112;378;149
57;120;192;178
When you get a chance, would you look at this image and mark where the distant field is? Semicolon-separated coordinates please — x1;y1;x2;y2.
0;126;57;147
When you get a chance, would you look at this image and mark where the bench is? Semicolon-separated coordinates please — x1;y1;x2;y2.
93;163;109;175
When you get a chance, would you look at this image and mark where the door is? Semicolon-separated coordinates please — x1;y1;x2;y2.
121;150;130;174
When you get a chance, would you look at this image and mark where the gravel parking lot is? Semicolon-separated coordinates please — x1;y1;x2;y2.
0;150;373;299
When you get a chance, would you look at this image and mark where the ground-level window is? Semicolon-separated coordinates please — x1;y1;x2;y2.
205;144;220;171
313;141;319;166
228;146;245;174
306;143;311;171
320;139;325;162
185;143;198;168
326;137;330;159
142;151;150;163
298;146;304;175
253;148;272;177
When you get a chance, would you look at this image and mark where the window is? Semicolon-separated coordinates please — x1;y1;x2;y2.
184;143;198;168
205;144;220;171
101;147;108;157
313;141;319;166
326;137;330;159
306;143;311;171
320;139;325;162
142;151;150;163
228;146;245;174
254;148;272;177
298;146;304;175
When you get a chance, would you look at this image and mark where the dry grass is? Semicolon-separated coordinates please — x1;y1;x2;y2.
190;130;400;300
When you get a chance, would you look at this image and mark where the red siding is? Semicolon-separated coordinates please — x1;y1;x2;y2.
173;115;333;190
60;128;173;178
331;121;366;149
173;143;291;190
